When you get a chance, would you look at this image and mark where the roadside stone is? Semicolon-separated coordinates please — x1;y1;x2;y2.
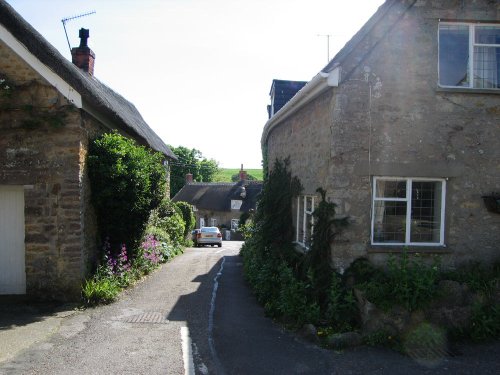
327;332;362;349
354;288;409;336
427;306;472;330
297;324;319;343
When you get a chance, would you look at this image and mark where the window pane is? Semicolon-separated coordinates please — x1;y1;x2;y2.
475;26;500;45
375;179;406;198
439;24;470;87
373;200;406;243
410;181;442;243
474;46;500;88
306;196;313;212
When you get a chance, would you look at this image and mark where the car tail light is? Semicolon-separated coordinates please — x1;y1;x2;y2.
217;233;222;238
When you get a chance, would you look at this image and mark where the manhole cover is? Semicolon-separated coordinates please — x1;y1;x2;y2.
121;311;169;324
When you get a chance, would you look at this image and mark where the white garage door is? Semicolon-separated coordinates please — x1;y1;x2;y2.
0;186;26;294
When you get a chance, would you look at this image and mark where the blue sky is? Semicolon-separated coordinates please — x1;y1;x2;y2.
6;0;384;168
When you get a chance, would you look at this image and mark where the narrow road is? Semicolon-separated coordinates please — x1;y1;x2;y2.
1;241;499;374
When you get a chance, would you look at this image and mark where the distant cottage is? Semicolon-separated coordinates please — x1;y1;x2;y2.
173;169;262;236
0;0;176;299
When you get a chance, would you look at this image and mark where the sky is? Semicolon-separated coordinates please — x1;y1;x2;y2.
6;0;385;168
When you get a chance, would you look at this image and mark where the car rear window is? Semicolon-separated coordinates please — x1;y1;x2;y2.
201;227;218;233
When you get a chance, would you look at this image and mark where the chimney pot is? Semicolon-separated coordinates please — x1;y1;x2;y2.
71;28;95;75
186;173;193;184
239;169;247;181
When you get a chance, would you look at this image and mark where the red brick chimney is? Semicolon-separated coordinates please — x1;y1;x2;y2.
71;28;95;75
239;164;247;181
186;173;193;184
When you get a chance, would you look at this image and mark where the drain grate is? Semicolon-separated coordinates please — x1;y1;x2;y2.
120;311;169;324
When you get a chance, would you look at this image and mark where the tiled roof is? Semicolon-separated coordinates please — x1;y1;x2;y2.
0;0;176;159
269;79;307;118
172;180;262;212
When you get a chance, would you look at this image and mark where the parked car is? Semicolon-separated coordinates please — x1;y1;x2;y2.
196;227;222;247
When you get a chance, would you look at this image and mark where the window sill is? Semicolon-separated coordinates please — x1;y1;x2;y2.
368;245;451;254
436;86;500;95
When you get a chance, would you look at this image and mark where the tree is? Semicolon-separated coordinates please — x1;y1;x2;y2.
168;145;219;197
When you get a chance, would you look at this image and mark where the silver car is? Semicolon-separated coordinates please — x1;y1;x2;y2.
196;227;222;247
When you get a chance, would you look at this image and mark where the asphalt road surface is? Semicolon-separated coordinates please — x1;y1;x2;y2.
1;241;499;374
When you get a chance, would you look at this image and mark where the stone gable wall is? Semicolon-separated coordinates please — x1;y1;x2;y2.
266;0;500;271
1;40;90;299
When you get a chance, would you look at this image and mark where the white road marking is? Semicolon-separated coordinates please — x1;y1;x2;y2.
215;249;224;254
208;257;226;375
181;326;195;375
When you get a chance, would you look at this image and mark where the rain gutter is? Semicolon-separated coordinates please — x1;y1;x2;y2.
261;66;340;145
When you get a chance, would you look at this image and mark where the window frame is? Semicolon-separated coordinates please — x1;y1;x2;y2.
371;177;446;247
295;195;315;250
438;22;500;90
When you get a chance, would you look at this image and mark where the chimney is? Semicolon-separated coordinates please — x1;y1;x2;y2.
239;164;247;181
186;173;193;184
71;28;95;75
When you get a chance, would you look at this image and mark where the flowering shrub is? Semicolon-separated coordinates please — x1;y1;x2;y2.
102;238;131;278
141;235;163;265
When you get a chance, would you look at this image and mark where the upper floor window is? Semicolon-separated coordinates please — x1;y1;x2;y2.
439;23;500;89
371;177;446;246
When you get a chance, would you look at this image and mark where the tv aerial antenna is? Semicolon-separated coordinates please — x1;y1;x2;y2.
317;34;332;64
61;10;96;53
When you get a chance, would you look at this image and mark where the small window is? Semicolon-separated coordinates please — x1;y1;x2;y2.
211;218;217;227
372;177;446;246
231;219;239;230
439;23;500;89
295;195;315;249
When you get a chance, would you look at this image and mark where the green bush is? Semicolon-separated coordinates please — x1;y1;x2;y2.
146;199;185;246
88;132;166;251
403;323;447;357
82;270;121;305
363;330;397;347
357;251;440;312
278;263;320;327
175;201;195;240
325;274;357;332
469;302;500;341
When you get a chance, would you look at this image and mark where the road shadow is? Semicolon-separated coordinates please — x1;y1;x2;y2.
0;296;74;330
166;249;500;375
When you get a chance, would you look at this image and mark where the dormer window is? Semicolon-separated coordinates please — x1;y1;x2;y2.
439;23;500;89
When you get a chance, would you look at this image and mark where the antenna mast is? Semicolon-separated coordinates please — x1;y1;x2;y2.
61;10;96;53
317;34;332;64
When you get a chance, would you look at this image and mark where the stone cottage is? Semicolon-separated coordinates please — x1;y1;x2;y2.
262;0;500;271
173;170;262;237
0;1;176;299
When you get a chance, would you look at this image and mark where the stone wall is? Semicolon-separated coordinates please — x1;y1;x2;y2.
0;40;105;299
266;0;500;271
1;39;87;298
